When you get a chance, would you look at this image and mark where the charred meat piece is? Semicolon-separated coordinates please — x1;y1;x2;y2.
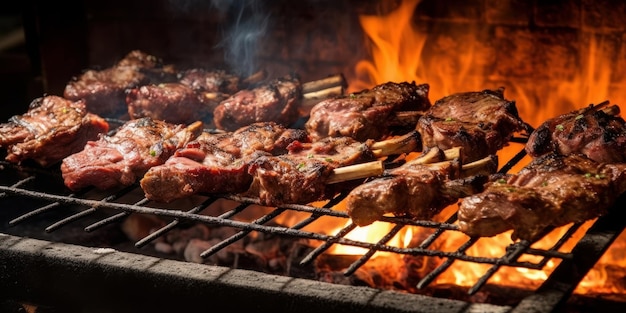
457;153;626;241
245;136;378;206
0;96;109;167
213;75;302;131
525;102;626;163
416;88;526;163
140;122;309;203
64;50;177;116
305;81;431;141
177;68;242;95
126;83;217;125
61;118;202;191
346;148;496;226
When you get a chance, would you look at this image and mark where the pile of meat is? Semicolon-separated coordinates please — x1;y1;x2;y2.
458;102;626;241
2;49;625;246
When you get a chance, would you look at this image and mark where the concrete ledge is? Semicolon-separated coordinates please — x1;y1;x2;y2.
0;233;511;313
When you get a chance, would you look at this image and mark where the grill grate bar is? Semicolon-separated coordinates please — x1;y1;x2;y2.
0;184;575;267
134;197;217;248
418;213;458;249
468;240;532;295
343;223;405;276
84;199;150;232
0;176;35;198
45;207;97;232
299;222;357;265
416;237;479;289
200;207;287;258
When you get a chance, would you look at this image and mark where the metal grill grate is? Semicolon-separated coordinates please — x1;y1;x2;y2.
2;132;623;301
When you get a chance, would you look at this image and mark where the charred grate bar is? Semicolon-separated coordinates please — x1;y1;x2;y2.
2;134;626;312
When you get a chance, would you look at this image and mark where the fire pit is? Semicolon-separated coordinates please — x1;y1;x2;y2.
2;0;626;312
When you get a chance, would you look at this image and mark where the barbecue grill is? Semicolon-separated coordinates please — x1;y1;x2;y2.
1;125;626;312
3;0;626;312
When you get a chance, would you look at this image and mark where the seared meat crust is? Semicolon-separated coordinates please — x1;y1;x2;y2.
61;117;201;191
140;122;309;203
0;95;109;167
416;88;525;163
525;103;626;163
458;153;626;241
64;50;177;116
213;76;302;131
305;81;431;141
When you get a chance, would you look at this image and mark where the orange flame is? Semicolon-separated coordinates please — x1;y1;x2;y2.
344;0;626;295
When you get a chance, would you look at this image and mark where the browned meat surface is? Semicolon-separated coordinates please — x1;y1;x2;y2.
0;96;109;167
525;102;626;163
126;83;217;125
457;153;626;241
64;50;177;116
213;75;302;131
140;122;309;203
416;88;526;163
246;137;377;206
305;81;431;141
61;118;202;191
346;148;496;226
177;68;241;94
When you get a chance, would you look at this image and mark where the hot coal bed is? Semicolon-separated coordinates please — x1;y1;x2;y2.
2;1;626;312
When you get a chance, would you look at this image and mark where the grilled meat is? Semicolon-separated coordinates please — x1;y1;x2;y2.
525;102;626;163
416;88;526;163
305;81;431;141
213;75;302;131
64;50;177;116
457;153;626;241
126;83;218;125
346;148;496;226
0;96;109;167
245;136;377;206
61;118;202;191
177;68;242;95
140;122;309;203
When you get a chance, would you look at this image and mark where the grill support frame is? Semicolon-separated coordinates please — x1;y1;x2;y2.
0;233;510;313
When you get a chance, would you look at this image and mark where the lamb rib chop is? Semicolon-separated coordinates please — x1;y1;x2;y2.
126;69;264;125
0;95;109;167
525;101;626;163
305;81;431;142
140;122;309;203
416;87;526;163
213;75;303;131
346;147;497;226
244;130;423;206
61;118;203;191
457;153;626;241
64;50;177;116
126;83;217;125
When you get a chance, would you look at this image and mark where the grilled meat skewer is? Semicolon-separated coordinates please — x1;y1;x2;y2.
305;81;432;142
213;75;303;131
64;50;178;116
126;69;265;125
245;137;378;206
417;87;526;163
0;96;110;168
457;153;626;241
61;118;203;191
525;101;626;163
140;123;418;204
346;147;497;226
140;122;309;203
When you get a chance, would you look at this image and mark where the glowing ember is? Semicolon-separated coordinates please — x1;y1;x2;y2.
342;0;626;295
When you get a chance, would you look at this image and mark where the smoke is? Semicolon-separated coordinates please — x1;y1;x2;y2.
215;1;270;76
168;0;271;76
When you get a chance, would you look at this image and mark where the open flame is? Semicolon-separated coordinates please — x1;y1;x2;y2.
338;0;626;296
